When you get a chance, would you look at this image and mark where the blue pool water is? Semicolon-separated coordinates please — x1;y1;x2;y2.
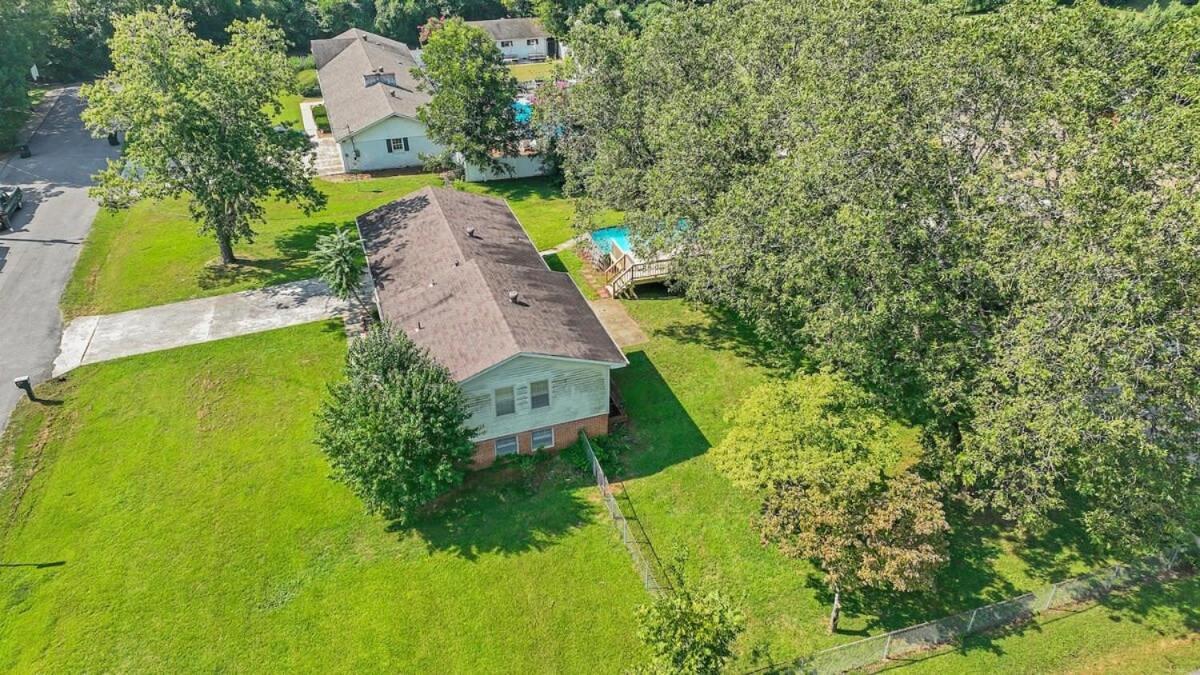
590;226;633;257
513;101;533;124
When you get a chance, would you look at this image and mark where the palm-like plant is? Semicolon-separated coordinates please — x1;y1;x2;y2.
313;229;366;311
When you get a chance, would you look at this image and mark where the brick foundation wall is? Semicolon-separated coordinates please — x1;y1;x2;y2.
470;413;609;469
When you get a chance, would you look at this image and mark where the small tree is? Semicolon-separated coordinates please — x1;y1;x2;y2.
415;17;521;176
710;373;905;493
81;6;325;265
315;323;475;523
760;468;949;633
313;229;366;310
632;552;745;675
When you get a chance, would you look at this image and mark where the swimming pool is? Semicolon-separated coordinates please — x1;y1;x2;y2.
513;101;533;124
590;227;633;258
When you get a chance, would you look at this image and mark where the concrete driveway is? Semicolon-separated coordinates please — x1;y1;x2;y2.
53;279;353;376
0;87;117;432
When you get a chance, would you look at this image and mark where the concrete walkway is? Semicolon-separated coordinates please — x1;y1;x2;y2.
538;234;585;256
588;298;647;348
299;100;345;176
52;279;350;376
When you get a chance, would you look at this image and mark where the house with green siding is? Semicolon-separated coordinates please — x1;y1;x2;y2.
357;187;627;468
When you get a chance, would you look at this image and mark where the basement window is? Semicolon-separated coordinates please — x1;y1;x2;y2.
531;428;554;450
496;435;518;456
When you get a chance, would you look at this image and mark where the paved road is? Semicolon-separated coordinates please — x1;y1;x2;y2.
0;87;116;433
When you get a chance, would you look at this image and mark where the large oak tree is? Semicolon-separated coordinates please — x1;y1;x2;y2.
81;6;325;265
551;0;1200;552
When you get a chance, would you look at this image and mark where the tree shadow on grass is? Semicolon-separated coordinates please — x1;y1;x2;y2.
400;460;601;561
636;285;810;376
195;220;347;291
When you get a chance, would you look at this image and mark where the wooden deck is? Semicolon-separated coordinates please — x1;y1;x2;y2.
602;251;672;298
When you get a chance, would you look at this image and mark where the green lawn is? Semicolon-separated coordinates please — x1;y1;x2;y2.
509;61;557;82
892;576;1200;673
0;322;646;671
62;173;442;318
456;176;622;251
609;289;1133;668
269;69;321;130
312;104;331;133
544;249;600;300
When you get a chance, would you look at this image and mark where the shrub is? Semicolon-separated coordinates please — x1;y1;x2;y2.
296;68;321;97
315;323;476;523
631;551;745;674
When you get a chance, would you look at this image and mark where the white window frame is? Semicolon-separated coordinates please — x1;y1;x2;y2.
526;38;539;46
495;435;519;456
500;40;513;48
386;137;409;153
531;428;554;451
529;379;551;410
494;386;516;416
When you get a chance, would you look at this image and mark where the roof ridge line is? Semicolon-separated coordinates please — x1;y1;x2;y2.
428;188;523;356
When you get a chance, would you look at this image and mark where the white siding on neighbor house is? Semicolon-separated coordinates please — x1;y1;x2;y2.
497;37;547;61
462;354;615;442
338;115;444;172
461;155;547;183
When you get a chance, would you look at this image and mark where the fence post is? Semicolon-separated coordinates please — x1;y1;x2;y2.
964;607;979;634
882;634;893;661
1040;584;1057;613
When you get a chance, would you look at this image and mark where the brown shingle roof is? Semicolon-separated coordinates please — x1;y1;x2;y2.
310;28;429;141
357;187;627;381
465;18;551;41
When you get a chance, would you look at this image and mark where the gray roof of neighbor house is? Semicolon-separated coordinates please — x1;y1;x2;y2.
357;187;627;381
465;18;551;41
310;28;429;141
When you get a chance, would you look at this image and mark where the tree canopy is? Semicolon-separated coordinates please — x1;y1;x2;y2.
550;0;1200;554
416;17;522;175
316;323;476;522
81;6;325;265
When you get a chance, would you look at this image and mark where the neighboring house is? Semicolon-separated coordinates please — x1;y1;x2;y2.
311;28;445;172
465;18;559;62
357;187;628;468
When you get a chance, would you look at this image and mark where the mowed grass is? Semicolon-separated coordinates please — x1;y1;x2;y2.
0;322;646;671
509;61;557;82
894;576;1200;673
456;176;622;251
62;173;442;318
610;289;1137;668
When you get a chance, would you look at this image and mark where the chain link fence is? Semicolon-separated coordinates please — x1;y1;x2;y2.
791;546;1192;674
580;432;665;596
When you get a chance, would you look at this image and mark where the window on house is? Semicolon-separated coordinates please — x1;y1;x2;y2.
500;40;513;48
496;435;518;456
526;38;539;46
386;137;409;153
530;380;550;409
494;386;515;416
531;428;554;451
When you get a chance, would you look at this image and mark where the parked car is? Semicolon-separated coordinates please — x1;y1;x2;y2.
0;187;23;230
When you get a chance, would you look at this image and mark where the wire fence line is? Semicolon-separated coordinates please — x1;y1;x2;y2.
787;544;1194;674
579;431;666;596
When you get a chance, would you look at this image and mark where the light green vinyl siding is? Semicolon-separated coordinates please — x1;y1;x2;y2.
462;354;616;441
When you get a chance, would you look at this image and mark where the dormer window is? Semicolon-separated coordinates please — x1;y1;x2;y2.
364;72;397;86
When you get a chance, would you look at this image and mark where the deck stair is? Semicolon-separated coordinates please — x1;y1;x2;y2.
603;252;671;298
